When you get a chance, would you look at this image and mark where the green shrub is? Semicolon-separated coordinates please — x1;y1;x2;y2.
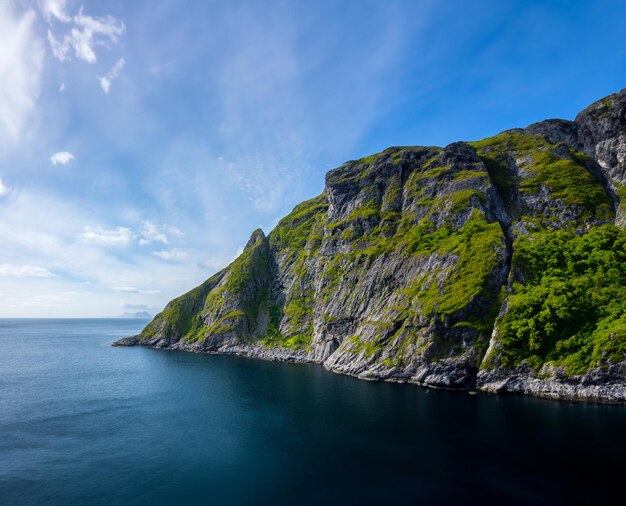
498;225;626;373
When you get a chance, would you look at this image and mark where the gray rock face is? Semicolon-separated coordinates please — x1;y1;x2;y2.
114;88;626;404
576;92;626;182
477;362;626;403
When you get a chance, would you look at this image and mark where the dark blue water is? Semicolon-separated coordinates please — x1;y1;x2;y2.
0;319;624;505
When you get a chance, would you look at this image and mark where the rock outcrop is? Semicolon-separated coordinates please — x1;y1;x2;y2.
115;88;626;403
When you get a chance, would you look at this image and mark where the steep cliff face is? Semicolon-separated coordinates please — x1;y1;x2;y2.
115;88;626;403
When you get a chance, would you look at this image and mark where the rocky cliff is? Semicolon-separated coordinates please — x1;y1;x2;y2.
115;88;626;403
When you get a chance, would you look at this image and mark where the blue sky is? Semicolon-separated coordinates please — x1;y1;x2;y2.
1;0;626;317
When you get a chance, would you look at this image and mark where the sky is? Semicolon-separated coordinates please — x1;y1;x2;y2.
1;0;626;317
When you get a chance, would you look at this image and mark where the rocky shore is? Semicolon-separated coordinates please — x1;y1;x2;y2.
114;335;626;403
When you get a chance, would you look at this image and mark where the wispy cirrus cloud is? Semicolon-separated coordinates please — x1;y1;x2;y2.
153;249;188;262
0;3;44;144
98;57;125;93
138;221;170;245
45;3;125;64
40;0;71;23
50;151;74;165
80;221;182;249
81;226;134;246
113;286;160;294
0;263;55;277
3;293;72;309
0;187;205;316
0;178;10;196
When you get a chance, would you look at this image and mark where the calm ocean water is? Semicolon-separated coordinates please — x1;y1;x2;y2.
0;318;624;505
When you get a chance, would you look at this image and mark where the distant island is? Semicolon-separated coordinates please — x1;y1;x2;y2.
116;88;626;404
119;311;152;319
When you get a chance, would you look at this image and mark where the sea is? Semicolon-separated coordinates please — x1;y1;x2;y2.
0;318;624;505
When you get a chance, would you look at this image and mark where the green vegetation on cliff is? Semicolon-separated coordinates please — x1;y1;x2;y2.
415;211;505;318
142;230;275;344
471;131;613;223
269;194;327;253
264;195;328;349
140;274;222;342
496;225;626;373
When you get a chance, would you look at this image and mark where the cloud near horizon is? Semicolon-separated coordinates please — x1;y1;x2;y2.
0;264;55;277
113;286;160;294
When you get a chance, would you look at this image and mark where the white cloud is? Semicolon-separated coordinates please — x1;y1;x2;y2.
0;4;44;143
3;292;73;310
138;220;169;245
0;178;10;196
0;188;208;317
80;222;180;249
98;76;111;93
47;30;68;61
98;57;124;93
111;57;125;74
46;6;125;63
50;151;74;165
81;226;133;246
0;264;55;277
59;82;65;92
153;249;188;262
41;0;71;23
113;286;160;294
112;286;141;293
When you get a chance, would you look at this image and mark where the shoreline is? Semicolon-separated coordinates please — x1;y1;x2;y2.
113;337;626;405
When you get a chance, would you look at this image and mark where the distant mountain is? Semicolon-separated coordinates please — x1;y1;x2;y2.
119;311;152;319
116;88;626;403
